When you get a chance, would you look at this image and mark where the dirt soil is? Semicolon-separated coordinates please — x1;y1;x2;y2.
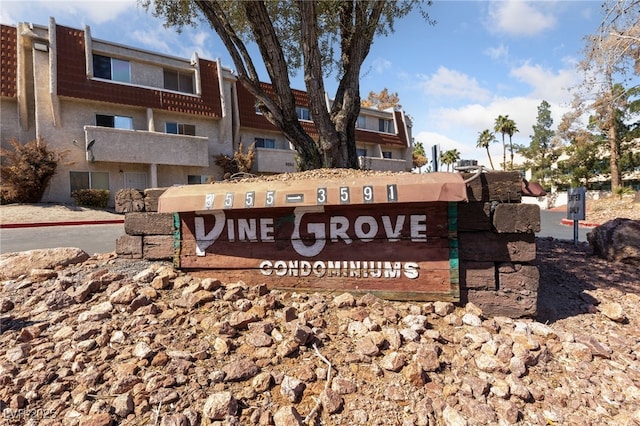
0;203;122;225
585;195;640;223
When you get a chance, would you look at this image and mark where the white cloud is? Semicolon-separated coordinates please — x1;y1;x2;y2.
68;1;138;24
509;62;579;104
371;57;392;73
130;26;172;54
419;94;574;170
129;24;218;63
192;31;209;50
487;1;557;37
418;67;491;102
1;0;141;27
484;43;509;61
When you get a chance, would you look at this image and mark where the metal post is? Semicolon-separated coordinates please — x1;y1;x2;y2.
573;219;579;246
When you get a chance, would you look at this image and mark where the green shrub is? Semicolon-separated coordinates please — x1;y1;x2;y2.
0;138;64;204
72;189;110;208
613;185;635;199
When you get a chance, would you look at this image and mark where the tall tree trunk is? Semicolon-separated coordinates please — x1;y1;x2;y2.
485;147;495;170
609;124;621;188
501;134;506;170
298;1;342;168
196;1;323;170
604;78;621;189
509;137;514;170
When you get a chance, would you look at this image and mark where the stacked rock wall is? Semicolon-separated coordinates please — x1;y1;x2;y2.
458;172;540;318
116;172;540;318
115;188;173;261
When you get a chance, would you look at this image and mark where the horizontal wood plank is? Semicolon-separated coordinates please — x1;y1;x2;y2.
458;232;536;262
174;201;459;302
159;173;467;212
492;203;541;233
177;239;450;265
461;172;522;202
458;202;491;231
178;203;450;243
188;267;459;302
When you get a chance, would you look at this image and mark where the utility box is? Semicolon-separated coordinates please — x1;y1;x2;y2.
158;173;468;301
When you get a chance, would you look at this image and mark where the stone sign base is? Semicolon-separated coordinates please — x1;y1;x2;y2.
116;171;540;318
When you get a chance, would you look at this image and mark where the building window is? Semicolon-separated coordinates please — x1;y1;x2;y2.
96;114;133;129
296;106;311;121
166;122;196;136
357;148;367;157
70;171;109;192
255;138;276;148
93;54;130;83
124;172;147;190
382;151;392;159
163;69;194;94
356;115;366;129
378;118;394;133
188;175;212;184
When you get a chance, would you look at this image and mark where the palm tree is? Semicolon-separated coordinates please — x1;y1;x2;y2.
476;129;496;170
504;118;519;170
494;115;509;170
412;141;428;172
441;149;460;172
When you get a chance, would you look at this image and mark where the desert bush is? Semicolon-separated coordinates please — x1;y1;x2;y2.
0;138;64;204
613;185;636;199
72;189;110;208
214;142;256;179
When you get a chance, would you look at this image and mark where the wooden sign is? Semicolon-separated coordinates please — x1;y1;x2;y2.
159;173;467;301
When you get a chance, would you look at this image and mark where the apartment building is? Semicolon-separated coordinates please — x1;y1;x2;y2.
1;18;414;206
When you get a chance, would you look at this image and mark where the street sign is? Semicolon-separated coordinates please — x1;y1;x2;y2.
567;187;586;221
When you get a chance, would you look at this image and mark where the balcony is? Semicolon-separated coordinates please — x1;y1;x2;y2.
253;147;297;173
84;126;209;167
358;156;409;172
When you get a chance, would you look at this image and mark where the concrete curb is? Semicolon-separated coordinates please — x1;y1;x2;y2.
0;219;124;229
560;218;600;228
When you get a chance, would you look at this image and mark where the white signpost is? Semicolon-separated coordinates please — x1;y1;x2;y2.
567;187;586;245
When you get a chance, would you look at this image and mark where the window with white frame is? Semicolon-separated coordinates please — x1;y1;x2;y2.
69;171;109;192
163;69;194;94
166;122;196;136
296;106;311;121
356;148;367;157
382;151;392;159
93;54;130;83
255;138;276;148
378;118;394;133
356;115;366;129
96;114;133;129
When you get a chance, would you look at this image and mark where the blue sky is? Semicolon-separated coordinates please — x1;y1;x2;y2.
1;1;605;169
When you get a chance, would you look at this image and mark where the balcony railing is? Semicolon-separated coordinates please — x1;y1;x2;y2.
253;147;297;173
84;126;209;167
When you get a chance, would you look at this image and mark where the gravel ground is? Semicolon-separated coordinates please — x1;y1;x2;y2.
0;238;638;425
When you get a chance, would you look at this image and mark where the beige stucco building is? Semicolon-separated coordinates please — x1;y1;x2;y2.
1;18;414;206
